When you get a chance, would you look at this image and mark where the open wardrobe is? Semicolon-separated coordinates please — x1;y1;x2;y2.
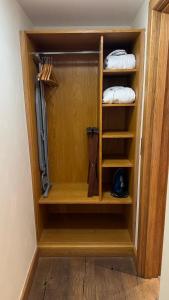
21;29;144;256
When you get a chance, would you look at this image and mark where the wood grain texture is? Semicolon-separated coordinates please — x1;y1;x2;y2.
28;257;159;300
46;62;98;183
127;30;145;241
38;214;133;256
102;192;132;204
138;8;169;278
163;2;169;12
152;0;169;10
39;183;132;204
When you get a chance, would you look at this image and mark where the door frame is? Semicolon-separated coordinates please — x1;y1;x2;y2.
137;0;169;278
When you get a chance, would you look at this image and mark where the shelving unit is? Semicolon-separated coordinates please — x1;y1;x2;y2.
21;29;144;256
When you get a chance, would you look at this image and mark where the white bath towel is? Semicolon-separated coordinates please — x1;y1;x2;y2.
103;86;136;104
105;50;136;69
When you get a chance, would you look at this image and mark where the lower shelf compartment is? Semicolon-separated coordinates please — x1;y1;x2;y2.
38;214;133;256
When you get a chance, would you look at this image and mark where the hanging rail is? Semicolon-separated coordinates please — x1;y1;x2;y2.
32;51;99;55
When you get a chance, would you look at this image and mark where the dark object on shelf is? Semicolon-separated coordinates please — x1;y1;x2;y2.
87;127;99;197
111;168;129;198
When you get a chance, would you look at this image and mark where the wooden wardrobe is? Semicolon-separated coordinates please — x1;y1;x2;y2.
21;29;144;256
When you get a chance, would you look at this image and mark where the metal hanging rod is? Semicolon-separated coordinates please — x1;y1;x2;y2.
32;51;99;55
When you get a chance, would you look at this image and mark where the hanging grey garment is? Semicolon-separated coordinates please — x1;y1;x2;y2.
35;80;51;197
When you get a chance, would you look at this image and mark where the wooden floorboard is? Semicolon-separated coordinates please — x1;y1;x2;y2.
28;257;160;300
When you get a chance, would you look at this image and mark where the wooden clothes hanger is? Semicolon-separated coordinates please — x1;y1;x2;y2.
38;56;58;87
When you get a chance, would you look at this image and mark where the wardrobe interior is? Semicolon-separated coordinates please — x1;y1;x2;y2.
21;30;144;255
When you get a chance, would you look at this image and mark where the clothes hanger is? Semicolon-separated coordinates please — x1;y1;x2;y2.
38;56;58;87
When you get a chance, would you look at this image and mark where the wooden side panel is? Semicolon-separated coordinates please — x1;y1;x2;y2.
20;32;42;239
46;61;98;183
126;31;145;241
138;12;169;278
152;0;169;10
99;36;104;200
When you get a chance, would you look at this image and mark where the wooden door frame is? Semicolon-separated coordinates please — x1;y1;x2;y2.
137;0;169;278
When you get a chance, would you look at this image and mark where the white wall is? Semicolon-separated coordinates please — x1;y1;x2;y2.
132;0;149;27
159;173;169;299
0;1;36;300
132;0;149;248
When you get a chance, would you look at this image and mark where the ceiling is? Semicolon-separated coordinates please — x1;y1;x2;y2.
17;0;144;27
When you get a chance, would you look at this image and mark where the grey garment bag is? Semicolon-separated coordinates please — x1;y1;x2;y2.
35;79;51;197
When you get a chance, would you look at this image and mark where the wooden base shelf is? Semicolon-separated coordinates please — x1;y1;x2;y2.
103;69;137;75
38;214;133;256
102;131;134;139
102;159;134;168
39;240;134;256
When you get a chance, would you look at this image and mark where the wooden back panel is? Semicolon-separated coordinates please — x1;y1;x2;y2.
46;61;99;183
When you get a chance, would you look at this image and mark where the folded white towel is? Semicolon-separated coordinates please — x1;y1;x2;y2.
110;49;127;56
105;50;136;69
103;86;136;104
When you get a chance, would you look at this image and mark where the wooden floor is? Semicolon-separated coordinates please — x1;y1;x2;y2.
28;257;160;300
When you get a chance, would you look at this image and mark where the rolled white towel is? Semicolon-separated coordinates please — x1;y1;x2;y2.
103;86;136;104
105;50;136;69
109;49;127;56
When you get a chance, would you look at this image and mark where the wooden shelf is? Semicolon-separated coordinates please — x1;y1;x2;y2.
39;183;101;204
102;192;132;204
39;183;133;205
102;131;134;139
102;103;136;107
38;214;133;255
103;69;137;75
102;159;134;168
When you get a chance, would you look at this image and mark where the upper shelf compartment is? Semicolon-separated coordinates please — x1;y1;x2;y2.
102;30;141;73
27;32;101;52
